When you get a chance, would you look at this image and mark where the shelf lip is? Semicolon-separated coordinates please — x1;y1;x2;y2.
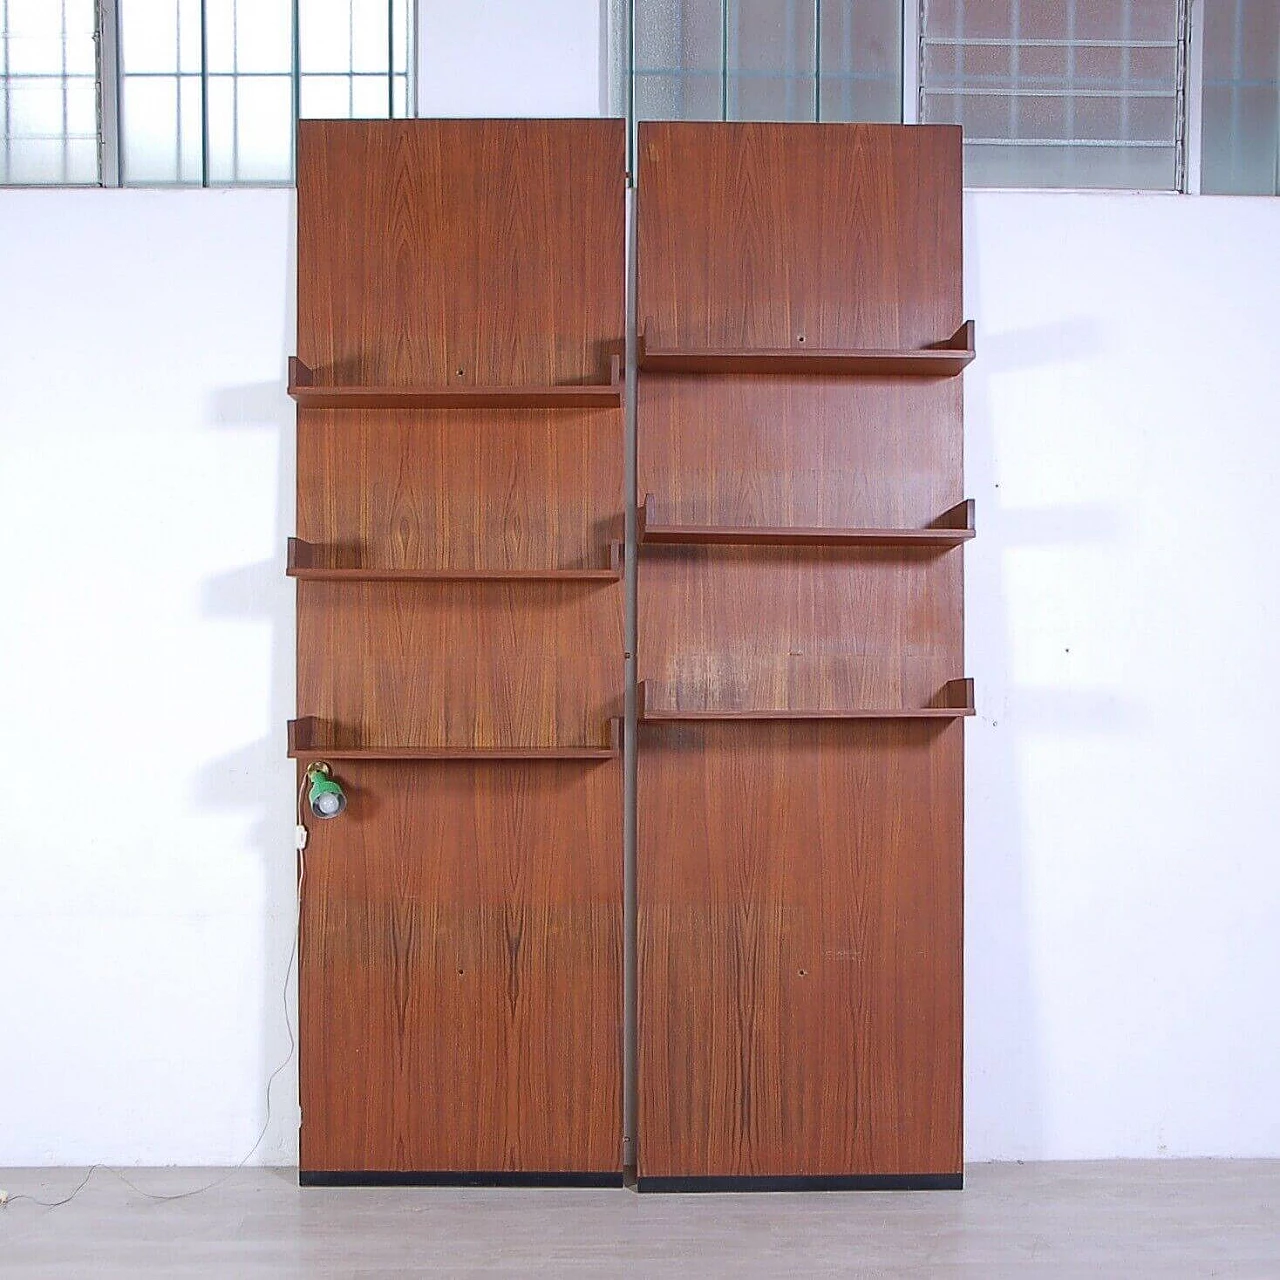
637;321;974;377
287;355;623;409
288;717;622;760
638;496;975;547
286;539;623;581
636;680;975;722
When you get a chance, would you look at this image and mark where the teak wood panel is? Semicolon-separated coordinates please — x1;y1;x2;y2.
637;376;963;531
296;411;622;573
299;759;622;1174
637;721;963;1178
297;580;622;750
637;122;963;352
636;122;967;1181
295;120;625;1177
637;546;960;715
297;120;624;387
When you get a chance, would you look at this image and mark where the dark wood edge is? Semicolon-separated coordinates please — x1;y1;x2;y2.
932;499;976;533
635;319;975;371
638;492;655;540
638;495;975;546
287;716;321;754
934;678;976;713
300;1170;625;1189
285;354;625;406
636;1173;963;1193
286;537;314;573
287;539;624;580
932;320;975;353
637;680;976;721
287;718;623;759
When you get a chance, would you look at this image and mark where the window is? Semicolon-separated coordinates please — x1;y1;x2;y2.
0;0;99;184
629;1;903;126
919;0;1187;191
0;0;413;186
629;0;1280;194
1201;0;1280;195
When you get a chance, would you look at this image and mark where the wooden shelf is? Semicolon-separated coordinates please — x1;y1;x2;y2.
637;679;974;722
638;496;974;547
287;538;623;581
288;354;624;409
638;321;974;377
288;716;622;761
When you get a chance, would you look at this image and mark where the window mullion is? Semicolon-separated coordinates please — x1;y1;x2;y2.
1182;0;1205;193
903;0;920;123
97;0;121;186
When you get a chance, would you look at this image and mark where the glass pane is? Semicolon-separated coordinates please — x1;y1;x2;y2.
920;0;1183;189
632;1;903;127
300;74;353;119
202;1;292;183
351;72;390;117
300;0;354;74
818;0;902;123
351;0;390;74
634;71;724;120
119;0;202;183
726;0;815;121
634;0;723;75
1201;0;1280;195
0;0;99;185
120;74;181;183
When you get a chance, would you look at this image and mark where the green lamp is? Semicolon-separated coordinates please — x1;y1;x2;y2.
306;762;347;819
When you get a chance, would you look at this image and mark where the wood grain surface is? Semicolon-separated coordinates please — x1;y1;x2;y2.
637;122;963;352
300;759;622;1174
295;120;625;1176
297;120;624;387
296;410;622;574
637;722;963;1178
636;122;967;1180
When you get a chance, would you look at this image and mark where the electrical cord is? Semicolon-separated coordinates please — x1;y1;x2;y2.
2;781;309;1212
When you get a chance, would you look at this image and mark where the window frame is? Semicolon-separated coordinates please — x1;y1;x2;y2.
0;0;418;187
624;0;1273;196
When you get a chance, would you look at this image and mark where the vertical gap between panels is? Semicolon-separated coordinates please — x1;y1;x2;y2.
622;180;639;1174
813;0;821;122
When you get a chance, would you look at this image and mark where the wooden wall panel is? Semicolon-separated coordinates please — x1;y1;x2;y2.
637;546;959;715
300;759;622;1174
298;120;624;387
296;412;622;572
297;581;621;750
637;722;962;1178
637;123;963;351
294;120;625;1181
636;122;969;1187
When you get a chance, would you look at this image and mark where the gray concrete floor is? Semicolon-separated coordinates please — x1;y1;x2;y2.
1;1161;1277;1278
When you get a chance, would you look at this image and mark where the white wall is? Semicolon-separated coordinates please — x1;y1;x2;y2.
3;185;1277;1169
417;0;607;117
0;191;299;1165
964;192;1280;1160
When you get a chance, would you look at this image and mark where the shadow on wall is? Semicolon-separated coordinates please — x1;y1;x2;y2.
964;310;1141;1160
192;228;299;1166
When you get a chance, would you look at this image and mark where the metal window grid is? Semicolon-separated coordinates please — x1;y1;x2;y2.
0;0;415;186
917;0;1194;190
